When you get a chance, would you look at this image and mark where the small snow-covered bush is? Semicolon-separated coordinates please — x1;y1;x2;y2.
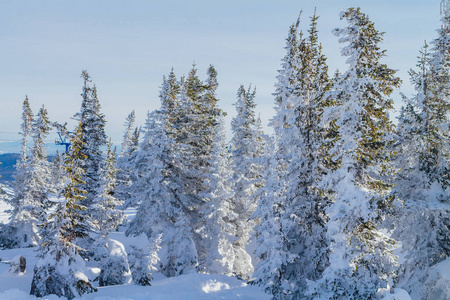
30;248;96;300
128;233;161;286
98;239;132;286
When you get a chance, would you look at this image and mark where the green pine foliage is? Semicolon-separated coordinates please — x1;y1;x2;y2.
30;121;95;299
76;71;108;217
391;8;450;297
309;7;401;299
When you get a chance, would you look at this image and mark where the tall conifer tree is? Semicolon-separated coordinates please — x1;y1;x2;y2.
391;4;450;296
116;110;140;209
31;122;95;299
309;8;401;299
127;108;196;277
230;85;264;279
197;116;236;275
75;71;107;218
255;11;331;298
2;99;52;248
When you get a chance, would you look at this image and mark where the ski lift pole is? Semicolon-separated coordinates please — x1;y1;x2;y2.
55;131;71;152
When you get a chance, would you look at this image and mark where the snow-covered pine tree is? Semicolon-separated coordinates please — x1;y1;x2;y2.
92;140;125;237
91;140;129;286
427;0;450;189
253;16;302;295
392;43;434;204
285;11;331;298
230;84;265;280
172;66;223;256
29;105;52;208
30;121;95;300
160;68;181;128
75;71;107;218
253;134;293;297
197;115;236;275
308;8;401;299
255;11;331;298
175;65;221;193
130;127;140;152
2;100;52;248
2;97;34;248
127;108;197;278
155;65;223;275
1;97;35;248
20;95;34;161
51;150;67;194
128;233;162;286
391;26;450;299
289;11;331;296
119;110;136;157
116;110;140;209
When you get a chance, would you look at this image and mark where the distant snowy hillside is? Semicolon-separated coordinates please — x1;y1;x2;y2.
0;153;20;183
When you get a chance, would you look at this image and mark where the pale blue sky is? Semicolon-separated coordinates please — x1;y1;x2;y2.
0;0;444;153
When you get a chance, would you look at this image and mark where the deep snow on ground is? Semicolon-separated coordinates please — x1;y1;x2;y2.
428;256;450;299
379;288;412;300
0;197;270;300
0;272;270;300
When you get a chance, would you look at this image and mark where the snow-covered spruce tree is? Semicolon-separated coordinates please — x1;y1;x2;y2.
91;140;129;286
74;71;107;218
307;8;401;299
255;11;331;298
30;122;95;300
253;16;302;294
287;12;331;298
230;84;265;279
128;233;162;286
171;65;224;266
92;140;125;237
2;97;34;248
119;110;136;157
116;110;140;208
19;95;34;161
161;68;181;127
29;105;52;207
427;0;450;188
1;97;33;248
2;100;52;248
51;150;67;194
393;43;438;207
127;108;197;278
197;115;236;275
253;134;294;297
153;65;225;275
71;71;109;259
391;38;449;300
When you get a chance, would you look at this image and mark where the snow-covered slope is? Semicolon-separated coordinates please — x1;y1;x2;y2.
0;272;270;300
380;289;412;300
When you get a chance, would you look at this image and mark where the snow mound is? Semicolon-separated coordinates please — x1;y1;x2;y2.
107;239;128;258
425;257;450;299
380;288;411;300
78;273;269;299
201;279;231;293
